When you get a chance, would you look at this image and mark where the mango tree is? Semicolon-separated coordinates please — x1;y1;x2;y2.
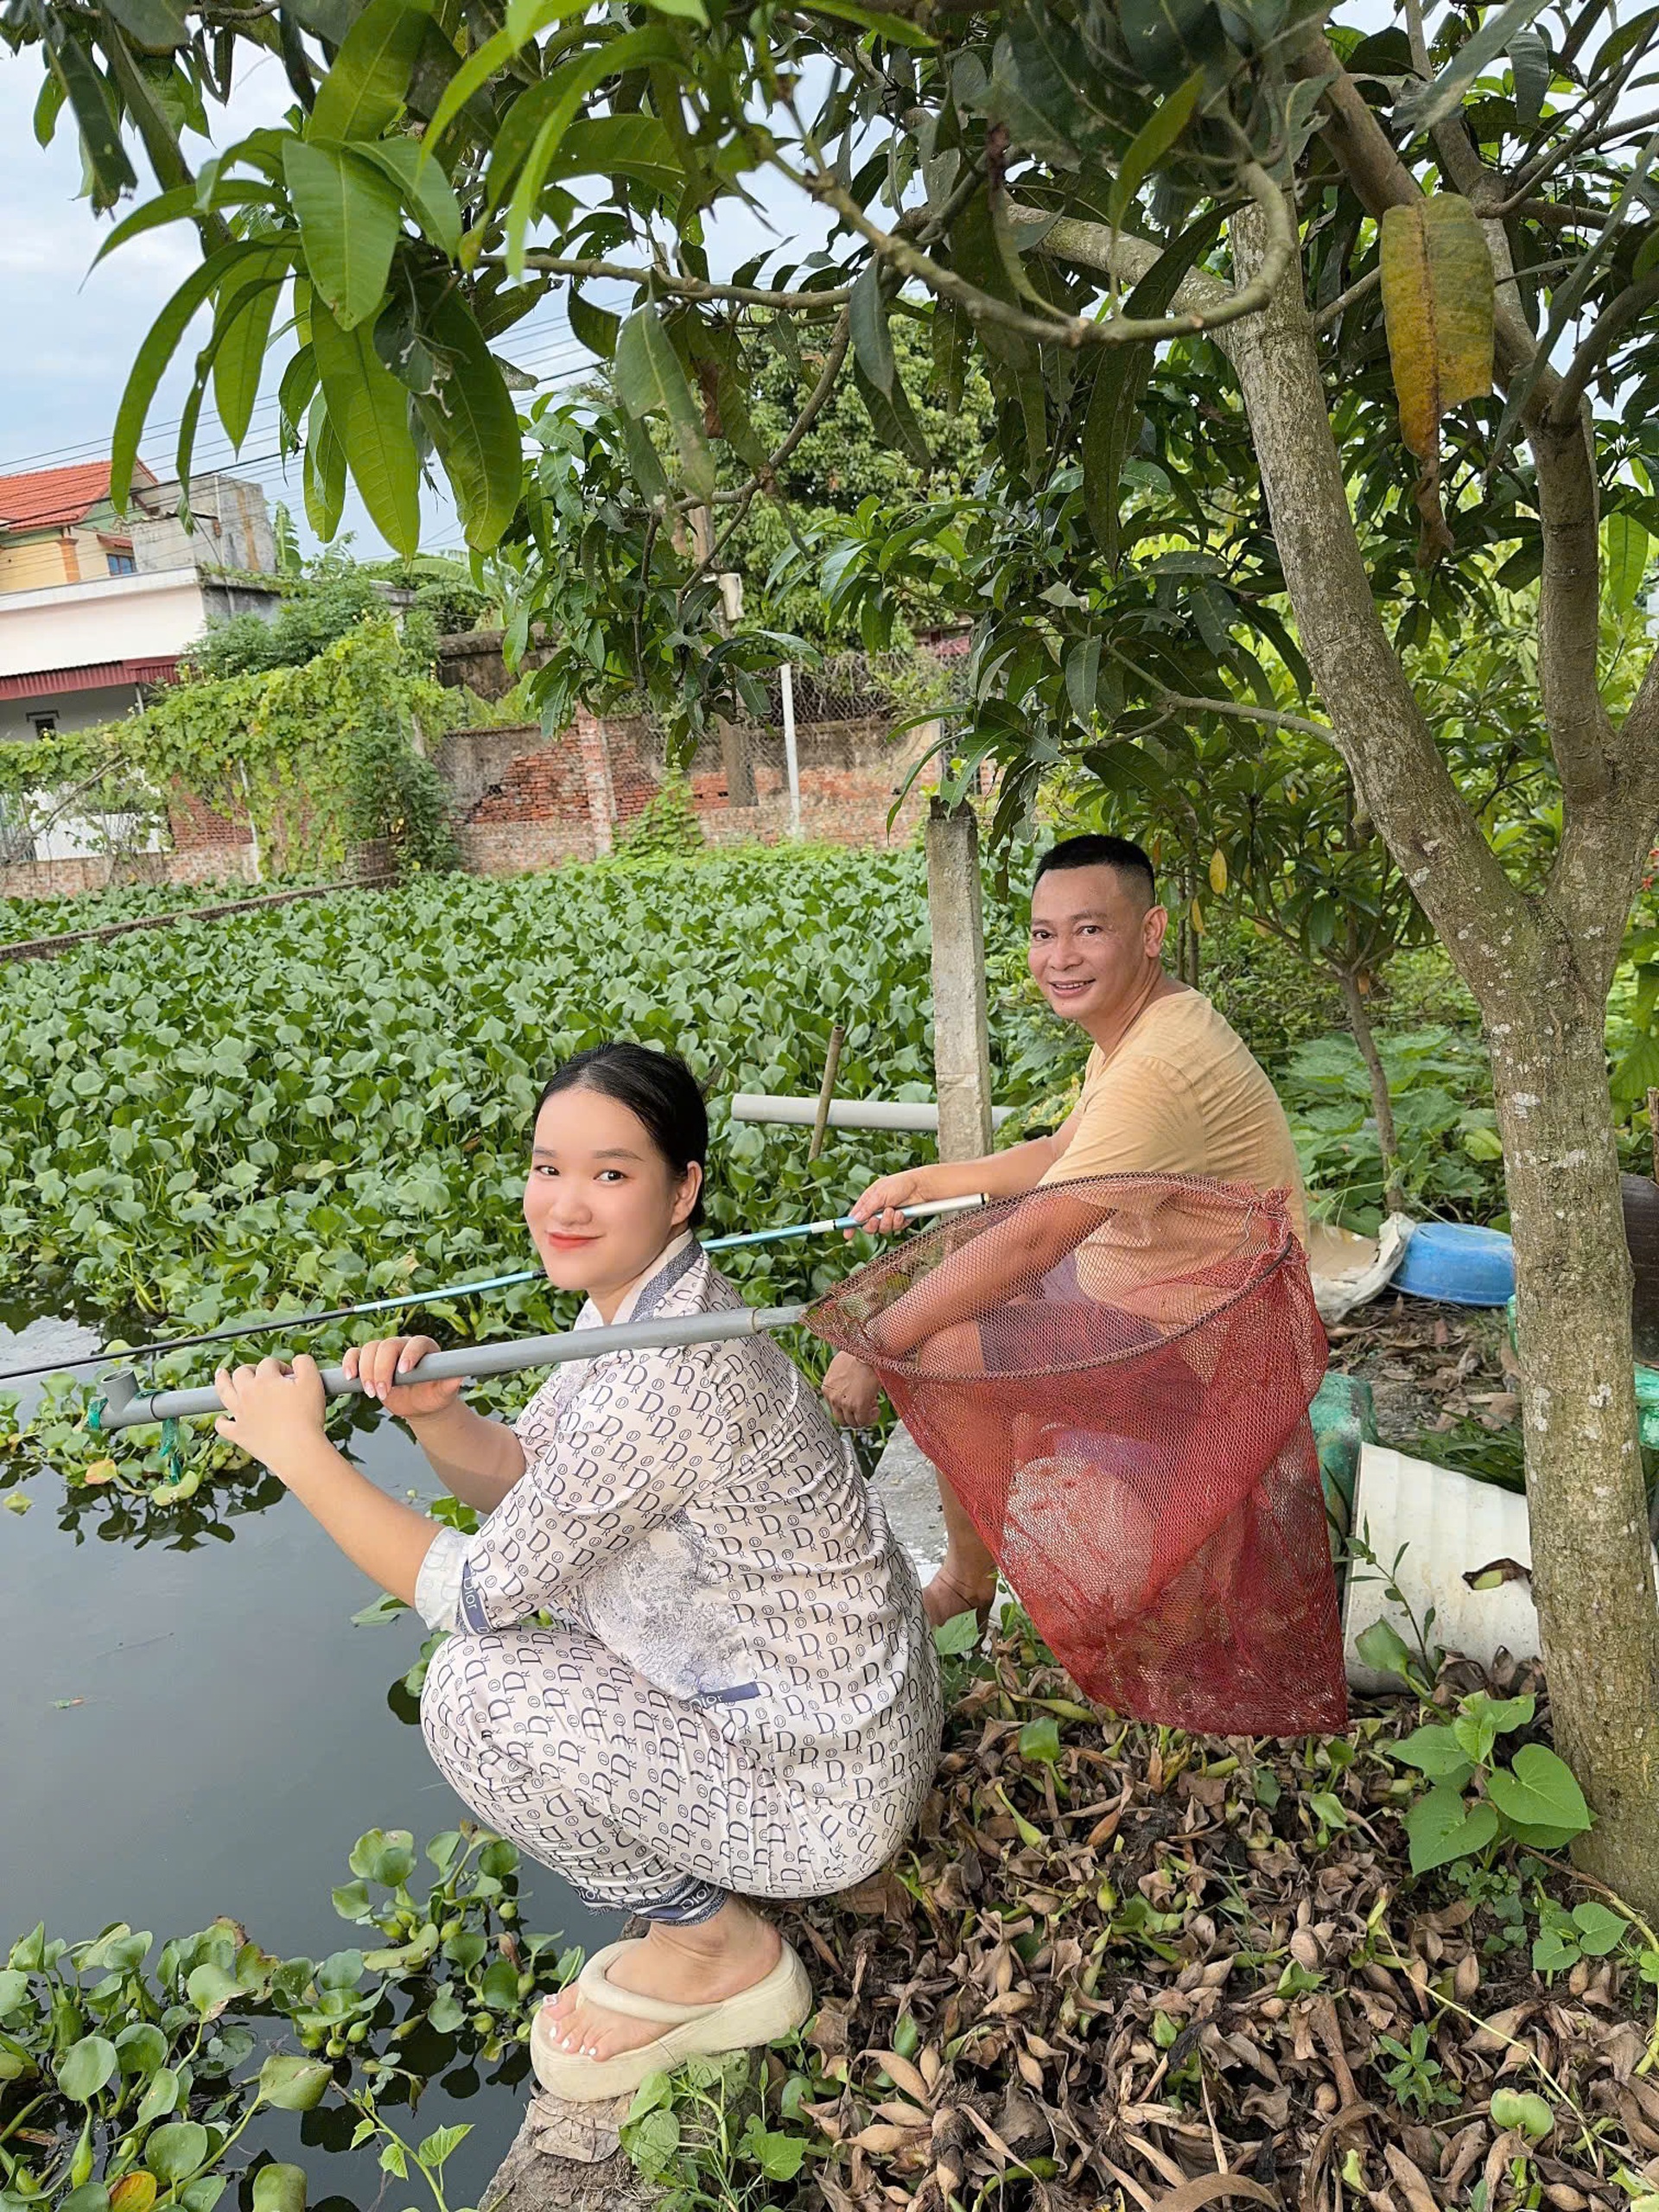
16;0;1659;1903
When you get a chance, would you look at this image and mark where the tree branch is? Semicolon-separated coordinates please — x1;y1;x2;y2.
1220;203;1540;1007
783;145;1295;348
1286;34;1618;817
514;253;849;315
1551;271;1659;421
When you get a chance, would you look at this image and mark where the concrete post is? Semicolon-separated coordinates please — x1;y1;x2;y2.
575;707;614;859
926;797;994;1163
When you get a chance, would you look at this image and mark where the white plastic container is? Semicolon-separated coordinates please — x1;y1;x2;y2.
1344;1443;1541;1690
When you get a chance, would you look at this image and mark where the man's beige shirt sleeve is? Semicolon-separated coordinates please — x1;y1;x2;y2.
1039;1048;1205;1185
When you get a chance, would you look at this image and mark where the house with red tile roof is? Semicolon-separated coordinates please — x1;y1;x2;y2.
0;463;280;745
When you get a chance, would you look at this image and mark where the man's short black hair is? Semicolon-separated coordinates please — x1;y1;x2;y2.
1033;833;1157;906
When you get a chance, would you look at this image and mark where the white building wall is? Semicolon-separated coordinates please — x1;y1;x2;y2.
0;567;210;682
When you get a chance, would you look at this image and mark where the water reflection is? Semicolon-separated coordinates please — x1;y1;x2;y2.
1;1309;603;2206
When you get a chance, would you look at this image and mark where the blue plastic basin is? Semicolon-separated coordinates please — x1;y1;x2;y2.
1395;1221;1516;1307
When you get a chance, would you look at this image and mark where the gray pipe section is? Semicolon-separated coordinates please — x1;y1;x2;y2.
730;1092;1013;1133
93;1303;810;1430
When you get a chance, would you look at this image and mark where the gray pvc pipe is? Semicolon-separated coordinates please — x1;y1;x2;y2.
92;1303;810;1430
729;1092;1014;1133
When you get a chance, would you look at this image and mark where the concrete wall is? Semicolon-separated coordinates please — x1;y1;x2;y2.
0;568;208;682
0;536;73;595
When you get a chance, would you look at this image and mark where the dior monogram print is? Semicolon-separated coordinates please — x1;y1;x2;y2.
416;1235;943;1923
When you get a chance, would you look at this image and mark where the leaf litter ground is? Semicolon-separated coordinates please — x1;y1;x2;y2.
755;1614;1659;2212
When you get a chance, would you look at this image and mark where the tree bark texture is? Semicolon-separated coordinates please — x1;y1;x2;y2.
1224;206;1659;1913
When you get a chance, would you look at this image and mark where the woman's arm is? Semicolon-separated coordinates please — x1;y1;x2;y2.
404;1399;527;1513
214;1357;437;1604
343;1336;528;1512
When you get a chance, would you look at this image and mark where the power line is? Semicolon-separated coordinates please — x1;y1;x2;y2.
0;333;593;478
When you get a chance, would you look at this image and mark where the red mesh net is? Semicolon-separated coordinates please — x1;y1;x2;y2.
810;1173;1347;1736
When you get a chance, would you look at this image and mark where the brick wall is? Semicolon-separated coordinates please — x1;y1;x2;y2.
436;709;941;876
0;843;261;904
167;785;254;854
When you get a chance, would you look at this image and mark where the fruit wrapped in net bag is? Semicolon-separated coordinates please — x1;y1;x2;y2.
810;1172;1347;1735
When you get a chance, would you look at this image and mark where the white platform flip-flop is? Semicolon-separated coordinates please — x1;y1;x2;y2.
530;1937;813;2103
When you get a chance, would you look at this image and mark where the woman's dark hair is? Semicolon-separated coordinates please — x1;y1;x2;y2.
535;1044;708;1229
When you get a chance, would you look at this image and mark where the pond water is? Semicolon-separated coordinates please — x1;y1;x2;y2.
0;1312;606;2208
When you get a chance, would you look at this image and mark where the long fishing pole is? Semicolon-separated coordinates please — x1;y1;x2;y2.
93;1304;814;1430
0;1197;983;1389
68;1193;987;1422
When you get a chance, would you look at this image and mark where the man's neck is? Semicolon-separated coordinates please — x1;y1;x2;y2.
1080;963;1183;1058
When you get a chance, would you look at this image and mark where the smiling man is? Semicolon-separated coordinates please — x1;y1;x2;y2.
822;831;1307;1625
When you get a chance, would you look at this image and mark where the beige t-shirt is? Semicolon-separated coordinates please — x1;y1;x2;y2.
1039;986;1308;1245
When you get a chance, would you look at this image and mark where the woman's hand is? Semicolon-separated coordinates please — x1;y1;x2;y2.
822;1351;885;1427
843;1167;940;1239
343;1335;464;1421
215;1354;327;1477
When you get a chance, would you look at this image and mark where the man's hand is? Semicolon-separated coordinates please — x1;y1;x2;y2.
844;1166;941;1238
823;1351;885;1427
214;1354;328;1478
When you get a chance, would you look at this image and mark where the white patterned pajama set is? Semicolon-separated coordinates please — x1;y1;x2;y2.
415;1234;943;1927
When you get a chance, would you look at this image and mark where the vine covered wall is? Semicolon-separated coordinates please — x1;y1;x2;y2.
0;621;463;875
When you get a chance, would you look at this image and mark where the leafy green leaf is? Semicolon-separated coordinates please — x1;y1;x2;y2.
310;297;421;553
257;2054;334;2111
111;242;270;512
212;245;290;447
1354;1617;1417;1685
423;0;597;156
284;138;403;331
45;25;138;201
852;357;931;470
1570;1900;1628;1955
356;137;462;258
99;0;188;52
1108;67;1205;229
1396;0;1554;132
145;2123;210;2183
251;2165;306;2212
414;289;524;550
416;2124;471;2169
1393;1724;1476;1785
1403;1782;1500;1872
309;0;435;143
933;1608;981;1655
613;305;715;500
1017;1714;1062;1764
303;398;347;540
1485;1744;1592;1837
58;2036;119;2103
849;264;897;397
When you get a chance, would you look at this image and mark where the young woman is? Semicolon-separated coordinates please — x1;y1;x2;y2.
211;1043;941;2103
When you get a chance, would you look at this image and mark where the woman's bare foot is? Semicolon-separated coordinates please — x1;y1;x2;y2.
539;1900;782;2063
921;1557;996;1630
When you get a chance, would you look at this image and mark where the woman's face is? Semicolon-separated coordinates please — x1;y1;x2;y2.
524;1083;701;1302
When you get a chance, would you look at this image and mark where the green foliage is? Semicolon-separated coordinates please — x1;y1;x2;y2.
1359;1646;1596;1874
0;1829;575;2212
614;776;705;861
720;321;996;645
0;622;459;878
620;2055;817;2209
181;557;384;679
1277;1026;1504;1230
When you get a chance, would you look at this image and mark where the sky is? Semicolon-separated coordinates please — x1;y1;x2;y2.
0;48;831;564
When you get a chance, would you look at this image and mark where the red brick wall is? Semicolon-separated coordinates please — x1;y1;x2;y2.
167;784;254;854
442;712;939;877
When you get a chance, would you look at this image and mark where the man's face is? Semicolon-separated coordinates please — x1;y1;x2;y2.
1027;863;1167;1028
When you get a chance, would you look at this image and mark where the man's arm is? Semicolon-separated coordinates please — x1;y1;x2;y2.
868;1189;1103;1357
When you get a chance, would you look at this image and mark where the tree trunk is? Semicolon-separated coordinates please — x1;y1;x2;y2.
1333;966;1402;1213
1489;974;1659;1909
1221;202;1659;1914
